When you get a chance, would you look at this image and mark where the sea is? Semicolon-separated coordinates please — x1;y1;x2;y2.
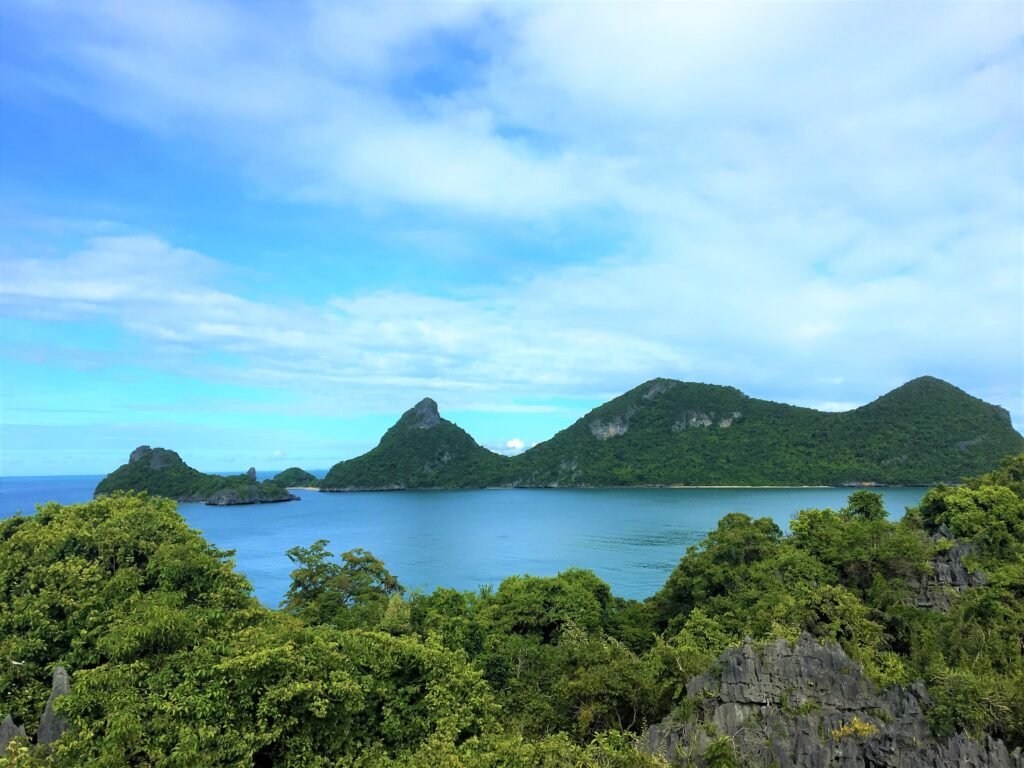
0;474;927;607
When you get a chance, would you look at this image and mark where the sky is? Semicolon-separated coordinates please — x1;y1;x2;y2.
0;1;1021;477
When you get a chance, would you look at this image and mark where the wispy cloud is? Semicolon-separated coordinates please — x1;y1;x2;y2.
0;0;1020;453
1;228;1019;424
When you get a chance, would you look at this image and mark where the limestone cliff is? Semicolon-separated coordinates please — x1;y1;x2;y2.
644;634;1022;768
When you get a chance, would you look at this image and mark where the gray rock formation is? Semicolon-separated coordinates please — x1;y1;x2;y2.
37;666;69;745
407;398;441;429
128;445;181;471
644;634;1022;768
0;714;26;753
908;529;986;611
246;466;257;480
206;487;298;506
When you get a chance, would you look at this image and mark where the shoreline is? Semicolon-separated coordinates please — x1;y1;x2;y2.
316;483;932;493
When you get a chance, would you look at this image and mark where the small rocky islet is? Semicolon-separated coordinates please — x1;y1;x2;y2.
94;445;299;505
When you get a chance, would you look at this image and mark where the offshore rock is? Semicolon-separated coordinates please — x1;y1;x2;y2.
246;466;257;480
206;487;298;505
37;666;69;745
0;714;26;752
644;634;1023;768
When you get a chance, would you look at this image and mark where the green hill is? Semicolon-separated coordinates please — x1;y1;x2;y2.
322;377;1023;489
95;446;298;504
320;398;508;490
513;376;1024;486
273;467;320;488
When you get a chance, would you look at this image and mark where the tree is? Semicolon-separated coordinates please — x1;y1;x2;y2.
282;541;402;629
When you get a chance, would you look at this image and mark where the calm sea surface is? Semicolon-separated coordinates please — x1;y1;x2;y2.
1;475;926;606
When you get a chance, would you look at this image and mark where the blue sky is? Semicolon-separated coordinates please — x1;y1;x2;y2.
1;1;1021;476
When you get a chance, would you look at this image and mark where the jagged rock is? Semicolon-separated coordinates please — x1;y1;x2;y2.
908;534;987;611
127;445;181;471
37;666;69;745
129;444;151;463
0;714;26;752
407;398;441;429
246;466;257;479
644;634;1023;768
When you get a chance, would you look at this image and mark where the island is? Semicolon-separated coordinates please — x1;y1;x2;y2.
320;376;1024;490
95;445;299;505
272;467;320;488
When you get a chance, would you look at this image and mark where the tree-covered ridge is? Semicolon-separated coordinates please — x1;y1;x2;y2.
324;376;1023;489
4;454;1024;765
94;445;298;505
272;467;320;488
320;398;508;490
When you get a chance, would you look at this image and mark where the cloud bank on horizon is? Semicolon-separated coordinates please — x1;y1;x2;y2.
0;1;1020;474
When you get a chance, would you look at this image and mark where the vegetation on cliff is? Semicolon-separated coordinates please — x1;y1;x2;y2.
321;376;1023;490
3;453;1024;764
94;446;297;505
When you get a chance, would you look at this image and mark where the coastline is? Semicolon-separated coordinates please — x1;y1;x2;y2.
317;482;932;493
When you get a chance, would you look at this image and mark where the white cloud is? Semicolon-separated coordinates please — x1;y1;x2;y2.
1;2;1021;429
505;438;525;452
1;228;1019;427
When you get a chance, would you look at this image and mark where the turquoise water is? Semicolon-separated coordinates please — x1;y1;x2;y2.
1;476;926;606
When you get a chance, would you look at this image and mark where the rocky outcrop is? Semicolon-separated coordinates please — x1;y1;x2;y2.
206;487;298;505
590;416;630;440
0;714;26;753
129;445;182;470
908;528;986;611
644;634;1022;768
246;466;257;480
672;410;742;431
406;398;441;429
37;666;70;745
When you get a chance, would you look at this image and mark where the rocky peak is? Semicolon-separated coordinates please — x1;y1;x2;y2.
127;445;181;471
37;666;70;745
129;445;152;463
405;398;441;429
246;467;257;480
0;714;26;752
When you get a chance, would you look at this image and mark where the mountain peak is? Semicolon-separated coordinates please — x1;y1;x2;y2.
127;445;182;471
402;397;441;429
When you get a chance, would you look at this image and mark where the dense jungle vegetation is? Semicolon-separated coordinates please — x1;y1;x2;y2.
3;453;1023;766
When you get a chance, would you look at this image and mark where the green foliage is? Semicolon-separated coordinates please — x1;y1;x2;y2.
842;490;887;521
321;401;508;490
272;467;319;488
0;492;255;739
282;541;403;629
6;452;1024;764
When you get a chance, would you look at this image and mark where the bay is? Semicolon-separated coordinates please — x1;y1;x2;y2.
1;474;926;606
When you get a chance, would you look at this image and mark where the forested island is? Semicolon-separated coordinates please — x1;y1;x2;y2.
94;446;298;505
321;376;1024;490
2;454;1023;765
91;378;1022;497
